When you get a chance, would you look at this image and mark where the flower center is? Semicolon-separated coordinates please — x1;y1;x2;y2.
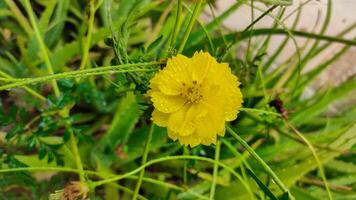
180;80;203;103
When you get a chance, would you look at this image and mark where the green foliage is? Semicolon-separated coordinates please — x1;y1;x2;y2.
0;0;355;199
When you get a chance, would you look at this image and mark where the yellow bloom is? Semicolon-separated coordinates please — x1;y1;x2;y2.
148;51;242;147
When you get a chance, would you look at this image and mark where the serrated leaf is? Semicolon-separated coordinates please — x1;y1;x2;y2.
5;124;23;140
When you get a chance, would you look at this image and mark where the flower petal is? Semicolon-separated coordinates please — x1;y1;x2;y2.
167;105;195;136
168;129;179;141
224;87;243;121
149;72;162;90
158;70;183;95
151;109;169;127
165;54;192;84
195;108;224;138
179;134;201;147
201;136;217;145
191;51;215;83
150;91;186;113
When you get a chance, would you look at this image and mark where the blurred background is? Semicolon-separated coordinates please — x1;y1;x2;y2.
203;0;356;113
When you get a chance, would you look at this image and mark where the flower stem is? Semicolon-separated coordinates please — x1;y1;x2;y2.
177;0;203;53
183;146;189;184
209;140;221;200
132;124;155;200
226;125;294;199
66;122;85;182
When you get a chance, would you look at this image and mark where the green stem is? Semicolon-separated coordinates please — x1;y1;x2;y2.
245;0;254;63
299;0;332;67
109;183;148;200
183;2;215;55
91;155;249;190
23;0;60;98
0;167;182;194
0;62;163;91
132;124;155;200
240;107;280;116
226;126;293;199
183;146;189;184
79;0;96;71
68;127;85;182
0;70;45;101
169;0;183;50
0;167;91;174
209;141;221;200
217;29;356;47
286;122;332;200
177;0;203;53
0;155;248;199
264;0;305;70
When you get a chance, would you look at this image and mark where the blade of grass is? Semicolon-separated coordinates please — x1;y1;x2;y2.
214;29;356;47
169;0;183;50
209;140;221;200
177;0;203;53
23;0;60;98
78;0;98;71
132;124;155;200
288;0;333;93
285;122;333;200
186;0;247;49
184;2;215;53
264;0;305;70
295;43;352;96
226;125;293;199
4;0;32;36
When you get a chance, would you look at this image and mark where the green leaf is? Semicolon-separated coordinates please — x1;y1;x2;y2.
326;159;356;173
279;192;289;200
15;155;56;168
99;92;142;149
92;92;143;167
246;168;278;200
45;0;70;47
38;0;57;32
290;187;319;200
290;79;356;126
177;181;210;200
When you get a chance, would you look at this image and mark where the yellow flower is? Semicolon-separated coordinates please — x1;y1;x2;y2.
148;51;242;147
